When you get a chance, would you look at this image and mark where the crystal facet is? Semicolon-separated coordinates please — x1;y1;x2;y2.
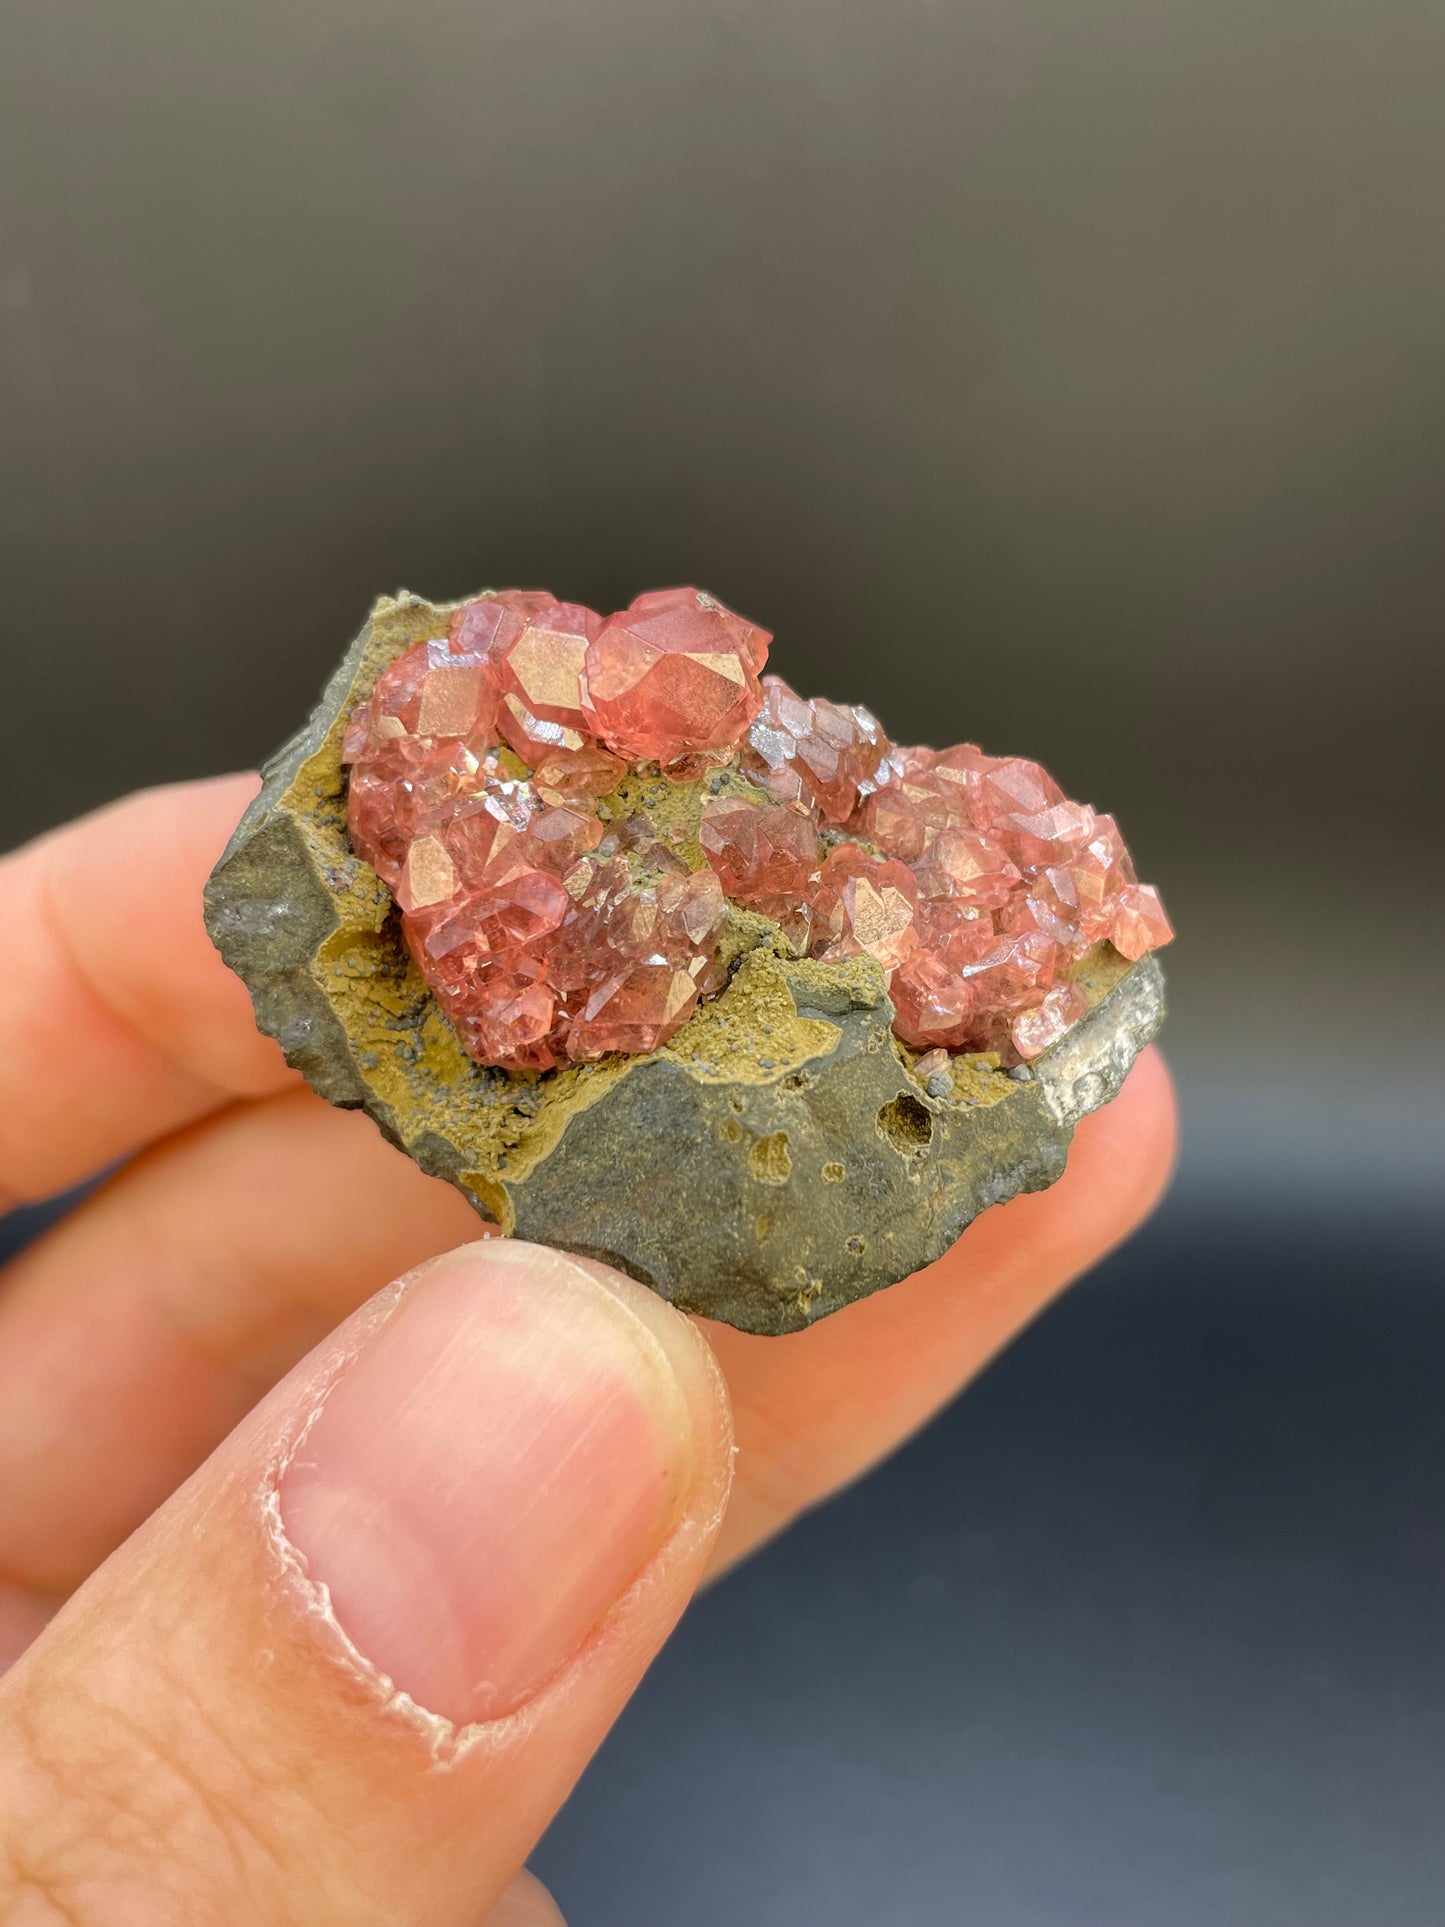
889;950;975;1051
1011;981;1091;1061
1109;882;1175;961
343;586;1173;1070
810;845;921;973
585;587;770;766
743;675;894;823
699;795;820;905
487;599;603;760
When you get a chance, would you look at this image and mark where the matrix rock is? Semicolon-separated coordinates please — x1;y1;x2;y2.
205;589;1167;1335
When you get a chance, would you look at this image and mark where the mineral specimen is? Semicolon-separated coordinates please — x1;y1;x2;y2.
205;587;1170;1335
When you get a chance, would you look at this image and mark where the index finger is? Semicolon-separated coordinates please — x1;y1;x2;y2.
0;775;294;1209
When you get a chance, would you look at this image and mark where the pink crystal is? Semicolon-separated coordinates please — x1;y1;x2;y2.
942;750;1065;830
699;795;820;906
955;928;1058;1009
454;961;560;1074
343;588;1171;1071
345;681;504;890
428;790;533;894
917;897;998;967
911;827;1021;910
852;773;957;862
991;799;1099;873
395;832;459;913
743;676;893;823
586;587;770;765
415;864;572;972
567;962;700;1059
698;793;820;950
345;634;498;762
544;855;726;1059
528;742;626;800
1064;814;1136;938
519;801;607;870
1011;981;1091;1061
346;762;432;888
547;856;636;997
1110;882;1174;960
810;845;920;973
444;591;633;801
485;597;604;759
449;588;558;657
659;868;730;953
1003;871;1085;952
890;951;975;1051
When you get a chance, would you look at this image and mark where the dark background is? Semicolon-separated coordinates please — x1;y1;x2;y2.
1;0;1442;1920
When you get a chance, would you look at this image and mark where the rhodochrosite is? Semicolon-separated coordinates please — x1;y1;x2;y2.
343;587;1172;1072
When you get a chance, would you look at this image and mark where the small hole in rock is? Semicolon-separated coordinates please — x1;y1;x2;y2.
876;1092;934;1155
846;1234;866;1256
748;1131;793;1184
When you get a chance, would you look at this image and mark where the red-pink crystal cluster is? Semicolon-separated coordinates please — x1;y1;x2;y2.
344;587;1172;1072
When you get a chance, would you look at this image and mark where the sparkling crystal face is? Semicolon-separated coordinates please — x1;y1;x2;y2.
742;675;894;823
344;588;1173;1071
585;587;770;766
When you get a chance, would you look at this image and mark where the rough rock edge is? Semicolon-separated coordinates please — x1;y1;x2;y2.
204;591;1167;1336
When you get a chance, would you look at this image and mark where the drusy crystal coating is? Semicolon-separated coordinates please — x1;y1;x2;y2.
205;588;1169;1336
343;585;1171;1074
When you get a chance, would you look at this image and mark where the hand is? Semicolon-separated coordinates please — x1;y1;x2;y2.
0;774;1176;1925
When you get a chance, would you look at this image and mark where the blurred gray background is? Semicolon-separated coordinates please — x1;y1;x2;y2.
1;0;1442;1920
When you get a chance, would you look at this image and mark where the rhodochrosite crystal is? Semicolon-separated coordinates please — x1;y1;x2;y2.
343;587;1173;1072
742;676;894;822
586;587;770;765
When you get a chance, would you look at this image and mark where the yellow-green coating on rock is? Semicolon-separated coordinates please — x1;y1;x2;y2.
661;947;843;1083
595;761;772;873
204;590;1167;1335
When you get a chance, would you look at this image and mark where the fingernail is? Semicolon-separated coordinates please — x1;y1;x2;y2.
484;1871;568;1926
278;1242;699;1725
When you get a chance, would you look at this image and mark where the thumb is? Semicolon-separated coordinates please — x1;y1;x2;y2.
0;1240;732;1925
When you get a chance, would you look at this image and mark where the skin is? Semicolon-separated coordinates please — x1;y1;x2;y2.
0;775;1177;1925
